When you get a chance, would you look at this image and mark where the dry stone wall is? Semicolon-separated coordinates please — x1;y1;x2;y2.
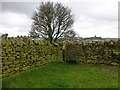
2;37;62;78
64;41;120;66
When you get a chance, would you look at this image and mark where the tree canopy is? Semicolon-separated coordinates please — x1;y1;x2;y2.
30;2;76;43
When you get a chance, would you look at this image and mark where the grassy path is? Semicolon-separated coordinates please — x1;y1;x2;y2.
2;61;118;88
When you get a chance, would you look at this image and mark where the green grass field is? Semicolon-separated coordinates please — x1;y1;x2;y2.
2;61;118;88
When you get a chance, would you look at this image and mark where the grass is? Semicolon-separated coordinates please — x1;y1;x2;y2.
2;61;118;88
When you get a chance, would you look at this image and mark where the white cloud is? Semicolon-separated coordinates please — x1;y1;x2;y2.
0;24;30;37
0;0;119;38
71;0;118;38
73;13;118;38
0;11;32;37
2;11;32;27
86;2;118;22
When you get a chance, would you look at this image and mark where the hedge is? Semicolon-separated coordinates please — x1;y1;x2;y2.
64;40;120;66
2;37;62;78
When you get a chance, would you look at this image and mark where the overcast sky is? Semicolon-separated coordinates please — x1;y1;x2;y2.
0;0;120;38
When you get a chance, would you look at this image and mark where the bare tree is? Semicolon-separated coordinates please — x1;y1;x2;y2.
30;2;76;43
29;30;39;39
